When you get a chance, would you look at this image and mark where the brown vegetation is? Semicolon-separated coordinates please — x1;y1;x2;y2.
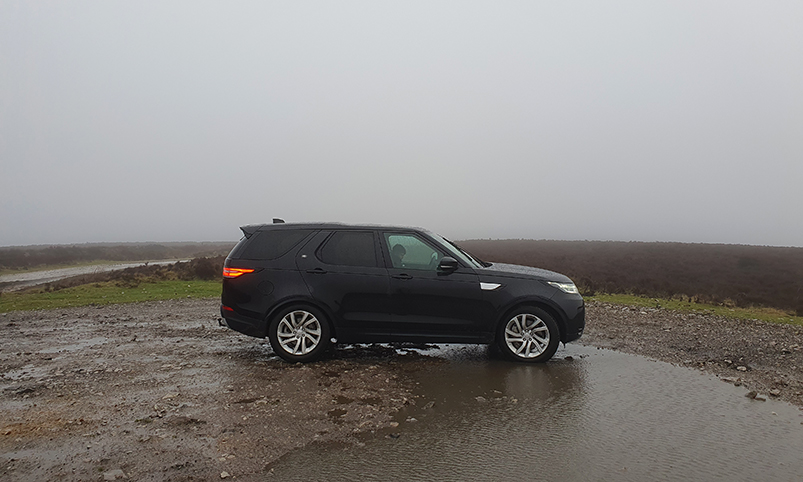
460;240;803;316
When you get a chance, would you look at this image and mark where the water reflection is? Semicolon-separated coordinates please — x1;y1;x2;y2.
267;345;803;482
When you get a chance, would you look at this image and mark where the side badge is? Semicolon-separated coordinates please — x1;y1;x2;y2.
480;282;501;291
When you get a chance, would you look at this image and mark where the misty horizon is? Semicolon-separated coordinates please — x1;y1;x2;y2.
2;1;801;248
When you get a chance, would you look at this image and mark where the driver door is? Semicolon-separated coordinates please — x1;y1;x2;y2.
383;232;485;340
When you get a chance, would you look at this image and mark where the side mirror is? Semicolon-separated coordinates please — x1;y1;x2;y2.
438;256;459;272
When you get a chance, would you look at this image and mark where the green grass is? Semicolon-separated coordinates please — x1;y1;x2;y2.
0;280;222;313
587;293;803;326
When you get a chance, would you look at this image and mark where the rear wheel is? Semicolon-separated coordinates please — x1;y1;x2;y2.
496;306;560;363
268;305;331;363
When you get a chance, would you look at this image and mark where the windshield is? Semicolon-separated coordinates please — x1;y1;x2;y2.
429;232;486;269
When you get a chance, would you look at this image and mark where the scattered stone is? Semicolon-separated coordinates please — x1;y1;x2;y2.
754;394;767;401
736;366;748;372
475;396;487;403
769;389;781;397
220;472;230;479
745;391;757;399
422;401;435;410
103;469;126;480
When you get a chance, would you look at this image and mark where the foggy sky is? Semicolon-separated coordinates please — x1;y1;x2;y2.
2;1;801;247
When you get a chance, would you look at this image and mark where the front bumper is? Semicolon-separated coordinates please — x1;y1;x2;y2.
562;301;585;343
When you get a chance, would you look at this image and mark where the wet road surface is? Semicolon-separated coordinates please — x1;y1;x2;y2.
0;260;187;292
267;344;803;481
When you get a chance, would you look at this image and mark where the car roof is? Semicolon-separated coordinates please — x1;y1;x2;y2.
240;222;431;237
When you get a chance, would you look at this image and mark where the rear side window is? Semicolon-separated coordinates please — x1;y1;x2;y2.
318;231;377;267
238;229;313;260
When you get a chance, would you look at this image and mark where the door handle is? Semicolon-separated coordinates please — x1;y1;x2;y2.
392;273;412;280
306;268;328;274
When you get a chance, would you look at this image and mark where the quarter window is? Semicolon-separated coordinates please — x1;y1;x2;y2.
318;231;377;267
238;229;313;260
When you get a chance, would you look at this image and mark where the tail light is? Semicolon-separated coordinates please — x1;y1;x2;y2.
223;267;255;279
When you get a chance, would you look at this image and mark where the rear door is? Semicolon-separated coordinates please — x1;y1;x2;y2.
296;230;392;341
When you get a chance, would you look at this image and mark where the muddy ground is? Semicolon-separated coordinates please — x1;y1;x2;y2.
0;299;437;481
2;298;802;480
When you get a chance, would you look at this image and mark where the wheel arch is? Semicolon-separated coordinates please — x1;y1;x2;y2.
496;299;567;344
264;296;339;340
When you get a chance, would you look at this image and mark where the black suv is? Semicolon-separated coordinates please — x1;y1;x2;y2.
220;222;584;363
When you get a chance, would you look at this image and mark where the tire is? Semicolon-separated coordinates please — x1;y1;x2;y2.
496;306;560;363
268;305;331;363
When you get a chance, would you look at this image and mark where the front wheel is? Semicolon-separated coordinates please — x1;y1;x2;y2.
268;305;331;363
497;307;560;363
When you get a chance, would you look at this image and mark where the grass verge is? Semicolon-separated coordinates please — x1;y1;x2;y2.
588;293;803;326
0;280;222;313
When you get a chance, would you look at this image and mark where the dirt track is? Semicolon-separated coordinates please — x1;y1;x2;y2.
2;298;802;480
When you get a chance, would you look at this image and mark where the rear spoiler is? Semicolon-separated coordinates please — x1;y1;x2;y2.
240;225;260;238
240;218;285;238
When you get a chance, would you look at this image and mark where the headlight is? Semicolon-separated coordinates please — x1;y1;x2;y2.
547;281;579;294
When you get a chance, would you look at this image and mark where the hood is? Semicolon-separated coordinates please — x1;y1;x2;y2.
478;262;572;283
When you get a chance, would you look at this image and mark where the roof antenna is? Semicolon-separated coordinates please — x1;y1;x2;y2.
273;218;285;224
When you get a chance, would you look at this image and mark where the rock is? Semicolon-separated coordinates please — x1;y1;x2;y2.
103;469;126;480
736;366;748;372
754;394;767;401
564;356;574;361
220;472;230;479
745;391;757;399
422;401;435;410
769;389;781;397
475;396;487;403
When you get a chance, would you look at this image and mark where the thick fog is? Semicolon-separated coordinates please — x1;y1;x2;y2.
1;1;801;246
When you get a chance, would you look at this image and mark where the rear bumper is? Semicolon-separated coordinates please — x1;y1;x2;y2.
220;305;266;338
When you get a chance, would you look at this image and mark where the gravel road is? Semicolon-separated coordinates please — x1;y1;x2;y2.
1;298;802;480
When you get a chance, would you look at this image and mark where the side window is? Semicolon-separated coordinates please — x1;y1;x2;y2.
384;233;443;270
238;229;313;260
317;231;377;267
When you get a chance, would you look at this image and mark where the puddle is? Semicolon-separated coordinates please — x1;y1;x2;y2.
267;344;803;481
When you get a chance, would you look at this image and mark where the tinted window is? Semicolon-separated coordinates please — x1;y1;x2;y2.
385;233;443;270
318;231;377;267
238;229;313;260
